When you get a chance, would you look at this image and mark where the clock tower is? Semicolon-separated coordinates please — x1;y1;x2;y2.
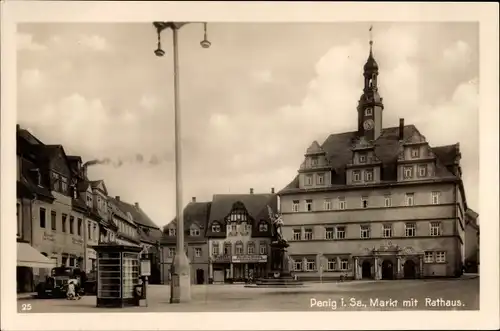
357;29;384;141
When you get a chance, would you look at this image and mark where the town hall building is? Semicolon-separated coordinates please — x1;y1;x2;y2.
279;38;477;281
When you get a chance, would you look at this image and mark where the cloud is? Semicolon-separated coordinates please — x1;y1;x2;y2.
251;69;273;83
20;69;44;88
76;34;110;52
17;33;47;51
441;40;472;69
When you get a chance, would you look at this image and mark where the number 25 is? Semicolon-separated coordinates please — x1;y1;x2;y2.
21;303;32;311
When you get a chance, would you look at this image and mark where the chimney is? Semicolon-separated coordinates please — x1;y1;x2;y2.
399;118;405;140
115;196;120;201
16;124;20;131
134;202;139;208
250;188;254;194
271;187;275;194
192;197;196;203
82;165;88;180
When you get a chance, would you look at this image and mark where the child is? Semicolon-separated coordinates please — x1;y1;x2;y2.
66;280;81;300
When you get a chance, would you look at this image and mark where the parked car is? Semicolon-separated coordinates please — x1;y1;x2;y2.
36;267;85;298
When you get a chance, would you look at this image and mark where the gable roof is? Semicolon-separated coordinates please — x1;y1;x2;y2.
162;201;212;244
89;180;108;195
281;124;459;193
112;199;161;230
19;157;54;200
206;193;277;238
107;197;135;224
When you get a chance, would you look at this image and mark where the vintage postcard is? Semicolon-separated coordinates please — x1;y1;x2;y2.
1;1;498;330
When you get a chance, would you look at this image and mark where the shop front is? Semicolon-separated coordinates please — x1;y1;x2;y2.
231;254;268;282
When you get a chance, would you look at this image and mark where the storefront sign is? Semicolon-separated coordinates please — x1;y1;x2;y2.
72;237;84;246
141;259;151;276
43;232;55;242
212;254;231;263
232;255;267;263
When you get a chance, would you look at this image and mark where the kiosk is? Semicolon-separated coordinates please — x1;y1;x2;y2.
93;244;142;308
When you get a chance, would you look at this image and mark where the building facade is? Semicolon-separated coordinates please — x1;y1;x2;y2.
206;190;277;283
162;197;211;285
464;209;479;273
279;40;473;281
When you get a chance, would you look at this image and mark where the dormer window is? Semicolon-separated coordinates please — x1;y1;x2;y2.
169;228;176;236
359;154;367;164
311;156;318;166
211;222;221;232
190;227;200;236
418;164;427;177
61;176;68;194
403;166;413;179
365;169;374;182
317;173;324;185
353;170;361;182
411;147;420;158
305;175;313;186
259;221;268;232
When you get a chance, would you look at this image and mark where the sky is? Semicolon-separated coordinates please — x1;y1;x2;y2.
16;22;479;227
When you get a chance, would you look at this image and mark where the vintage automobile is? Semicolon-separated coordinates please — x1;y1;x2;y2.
36;267;85;298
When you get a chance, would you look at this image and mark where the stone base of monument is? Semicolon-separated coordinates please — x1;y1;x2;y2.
245;240;304;288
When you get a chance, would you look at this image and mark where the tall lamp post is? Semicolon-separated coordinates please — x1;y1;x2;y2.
153;21;210;303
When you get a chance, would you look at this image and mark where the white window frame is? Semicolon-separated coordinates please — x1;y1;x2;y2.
317;174;324;185
340;259;349;271
194;247;202;257
168;247;176;257
336;226;346;239
365;107;373;116
293;259;303;271
430;222;441;236
259;243;267;255
361;196;368;208
293;229;301;241
235;243;243;255
306;258;316;271
169;228;176;236
212;223;221;232
405;223;416;237
311;157;319;166
435;251;446;263
304;228;313;240
190;228;200;236
383;224;392;238
259;222;268;232
212;243;219;256
359;154;367;164
353;170;361;182
360;225;370;239
305;175;313;186
338;198;346;210
325;227;334;240
365;169;374;182
305;199;313;212
403;166;413;179
405;193;415;206
327;258;336;271
411;147;420;158
431;191;440;205
418;164;427;177
292;200;300;212
424;251;434;263
384;195;392;207
247;243;255;254
323;199;332;211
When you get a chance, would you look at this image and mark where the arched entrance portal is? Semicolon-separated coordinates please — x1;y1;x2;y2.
404;260;417;279
361;261;372;279
196;269;205;284
381;260;394;280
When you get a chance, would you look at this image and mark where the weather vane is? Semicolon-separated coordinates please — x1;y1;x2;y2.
369;25;373;46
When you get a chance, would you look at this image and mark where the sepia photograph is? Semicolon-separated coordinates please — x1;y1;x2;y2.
1;1;498;331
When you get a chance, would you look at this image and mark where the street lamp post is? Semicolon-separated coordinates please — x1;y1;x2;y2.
153;21;210;304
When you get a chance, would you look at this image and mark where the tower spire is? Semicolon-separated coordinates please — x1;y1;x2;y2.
369;25;373;55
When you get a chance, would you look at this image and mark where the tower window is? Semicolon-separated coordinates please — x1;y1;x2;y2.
359;153;367;164
311;156;318;166
365;169;374;182
364;107;373;116
353;170;361;182
411;147;420;158
403;166;413;179
305;175;313;186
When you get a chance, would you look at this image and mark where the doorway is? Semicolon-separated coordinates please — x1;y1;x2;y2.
381;260;394;280
361;261;372;279
196;269;205;284
403;260;417;279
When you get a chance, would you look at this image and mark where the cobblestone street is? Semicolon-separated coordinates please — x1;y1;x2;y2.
18;277;479;313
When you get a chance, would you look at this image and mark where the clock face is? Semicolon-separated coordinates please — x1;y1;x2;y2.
363;119;375;130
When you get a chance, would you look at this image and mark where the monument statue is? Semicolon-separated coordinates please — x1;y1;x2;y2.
267;205;286;244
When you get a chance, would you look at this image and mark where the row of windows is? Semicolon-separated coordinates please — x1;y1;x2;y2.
291;191;440;212
305;173;326;186
51;171;68;194
168;247;203;258
210;221;269;233
118;219;137;238
212;241;268;256
39;207;102;240
403;164;430;179
292;250;447;272
292;221;443;241
167;227;202;236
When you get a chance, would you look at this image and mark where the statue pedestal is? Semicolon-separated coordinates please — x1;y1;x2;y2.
247;240;303;288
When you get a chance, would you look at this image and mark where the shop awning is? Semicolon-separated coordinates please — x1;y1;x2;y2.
17;242;56;269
